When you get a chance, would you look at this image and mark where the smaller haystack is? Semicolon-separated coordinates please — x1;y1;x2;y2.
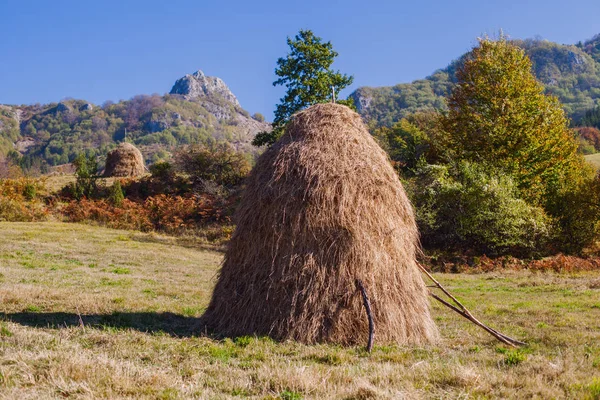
104;143;145;177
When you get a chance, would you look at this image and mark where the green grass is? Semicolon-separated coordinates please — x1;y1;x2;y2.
0;221;599;398
585;152;600;170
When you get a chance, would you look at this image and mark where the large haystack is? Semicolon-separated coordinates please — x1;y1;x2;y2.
104;143;145;177
201;103;438;345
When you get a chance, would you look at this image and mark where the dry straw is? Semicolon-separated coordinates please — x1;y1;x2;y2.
201;103;438;345
104;142;145;177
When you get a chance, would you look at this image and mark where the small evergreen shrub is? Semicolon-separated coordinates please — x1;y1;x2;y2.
70;153;99;200
109;180;125;206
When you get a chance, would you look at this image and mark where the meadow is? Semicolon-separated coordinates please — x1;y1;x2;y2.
0;222;599;399
585;153;600;170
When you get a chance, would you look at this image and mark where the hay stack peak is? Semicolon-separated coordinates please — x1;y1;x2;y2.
104;142;145;177
202;103;438;345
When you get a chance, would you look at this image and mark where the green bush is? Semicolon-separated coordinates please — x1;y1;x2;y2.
174;143;250;192
22;183;37;200
108;181;125;207
545;176;600;254
407;162;552;256
374;118;431;173
70;153;99;200
149;161;174;180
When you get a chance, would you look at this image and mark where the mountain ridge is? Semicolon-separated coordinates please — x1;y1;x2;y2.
0;71;270;170
351;34;600;127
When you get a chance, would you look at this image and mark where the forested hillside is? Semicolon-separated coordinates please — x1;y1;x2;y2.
4;34;600;173
0;71;269;172
351;34;600;128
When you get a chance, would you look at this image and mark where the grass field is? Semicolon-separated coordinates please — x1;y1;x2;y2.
585;153;600;171
0;222;599;399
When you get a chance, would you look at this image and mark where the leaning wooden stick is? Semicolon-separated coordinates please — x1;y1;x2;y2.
356;279;374;352
416;262;526;347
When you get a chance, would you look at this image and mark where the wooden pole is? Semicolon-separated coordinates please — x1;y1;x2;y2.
356;279;374;352
417;262;526;347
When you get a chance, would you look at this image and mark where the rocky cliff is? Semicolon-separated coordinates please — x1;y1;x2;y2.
170;70;240;106
0;71;270;167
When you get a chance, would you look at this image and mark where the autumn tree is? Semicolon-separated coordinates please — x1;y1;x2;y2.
441;36;588;206
575;126;600;153
374;119;430;172
252;29;354;146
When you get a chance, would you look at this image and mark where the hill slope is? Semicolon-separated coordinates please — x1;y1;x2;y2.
0;71;269;169
351;35;600;127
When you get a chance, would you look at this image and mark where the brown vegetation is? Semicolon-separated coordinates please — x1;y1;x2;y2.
202;103;438;345
576;126;600;152
62;194;231;236
427;253;600;273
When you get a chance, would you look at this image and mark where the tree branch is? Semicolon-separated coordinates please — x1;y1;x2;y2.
356;279;374;352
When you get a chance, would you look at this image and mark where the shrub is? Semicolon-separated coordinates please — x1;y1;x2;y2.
148;161;174;180
123;161;189;199
576;126;600;152
23;182;37;200
62;199;152;231
61;194;231;234
251;112;265;123
579;138;597;155
0;197;47;222
407;162;552;256
545;175;600;254
109;180;125;206
174;143;251;193
0;178;48;221
373;118;431;173
70;153;99;200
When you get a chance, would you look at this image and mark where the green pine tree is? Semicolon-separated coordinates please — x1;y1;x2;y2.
253;30;354;147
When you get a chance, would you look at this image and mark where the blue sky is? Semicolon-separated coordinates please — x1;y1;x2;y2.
1;0;599;119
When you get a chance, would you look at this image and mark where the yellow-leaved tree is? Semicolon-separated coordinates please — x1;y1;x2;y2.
441;36;590;207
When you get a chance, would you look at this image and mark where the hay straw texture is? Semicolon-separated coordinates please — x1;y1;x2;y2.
103;143;145;177
201;103;438;345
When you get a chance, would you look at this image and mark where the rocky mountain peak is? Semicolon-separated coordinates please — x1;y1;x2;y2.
169;70;240;106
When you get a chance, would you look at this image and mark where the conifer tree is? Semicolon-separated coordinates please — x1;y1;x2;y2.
253;30;353;146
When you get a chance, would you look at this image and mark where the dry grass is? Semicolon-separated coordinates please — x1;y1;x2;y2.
585;153;600;171
204;103;436;345
104;143;146;177
40;174;76;195
0;222;599;399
